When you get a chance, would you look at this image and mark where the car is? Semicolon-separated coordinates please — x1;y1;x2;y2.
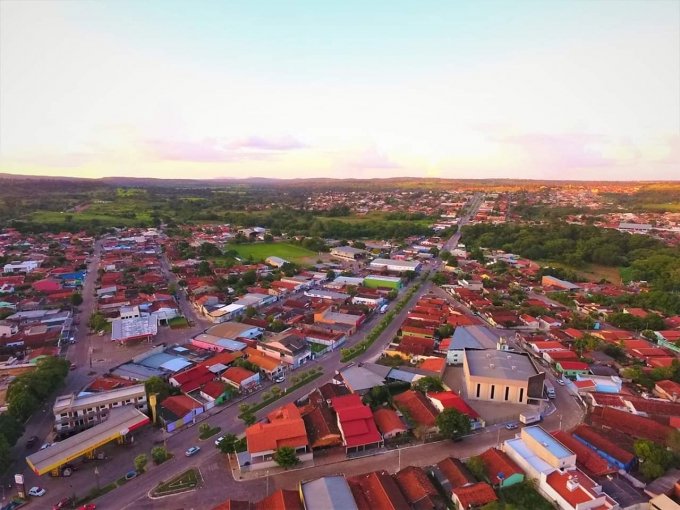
26;435;39;448
556;378;565;386
273;375;285;383
125;470;137;480
77;505;96;510
40;442;53;450
185;446;201;457
53;496;74;510
214;436;225;446
28;487;46;497
505;422;519;430
69;364;77;370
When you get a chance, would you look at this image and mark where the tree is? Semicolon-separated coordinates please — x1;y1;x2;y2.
70;292;83;306
0;413;24;446
431;272;447;285
88;312;108;332
387;289;399;301
273;446;300;469
216;433;239;454
326;270;336;281
196;260;213;277
634;439;673;479
436;408;471;441
466;455;487;481
241;412;256;426
413;376;444;394
134;453;148;473
0;433;11;475
144;376;175;406
667;429;680;455
199;423;211;436
151;446;169;465
7;383;39;422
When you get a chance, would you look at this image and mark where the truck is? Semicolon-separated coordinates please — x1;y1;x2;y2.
519;412;542;425
545;380;556;399
379;304;389;314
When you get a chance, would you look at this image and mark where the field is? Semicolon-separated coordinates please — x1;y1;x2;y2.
537;260;625;284
228;242;317;264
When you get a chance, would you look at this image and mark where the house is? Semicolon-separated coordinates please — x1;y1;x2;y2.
654;380;680;402
392;390;439;436
372;407;408;439
299;476;358;510
254;489;302;510
434;457;475;493
556;361;590;378
3;260;39;273
394;466;446;510
257;332;312;369
160;394;204;424
243;403;311;471
451;482;497;509
427;391;484;430
478;447;525;487
551;430;613;478
340;364;389;395
330;394;383;453
169;365;215;393
222;366;260;391
572;424;636;472
349;470;410;510
302;405;343;450
243;347;285;378
207;304;246;323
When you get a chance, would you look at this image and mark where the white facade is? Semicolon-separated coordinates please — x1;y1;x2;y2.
3;261;39;273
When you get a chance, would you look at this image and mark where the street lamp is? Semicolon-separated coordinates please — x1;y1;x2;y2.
94;466;100;491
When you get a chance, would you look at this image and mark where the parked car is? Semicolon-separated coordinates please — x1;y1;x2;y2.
214;436;225;446
185;446;201;457
77;505;96;510
505;422;519;430
53;496;74;510
69;364;77;371
125;470;137;480
556;378;565;386
28;487;46;497
40;442;54;450
273;374;285;383
26;435;39;448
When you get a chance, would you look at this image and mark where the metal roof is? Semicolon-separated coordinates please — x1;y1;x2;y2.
465;350;539;381
300;476;358;510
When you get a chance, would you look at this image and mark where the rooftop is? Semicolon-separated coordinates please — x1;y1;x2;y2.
465;349;540;381
449;325;498;350
522;425;575;460
300;476;358;510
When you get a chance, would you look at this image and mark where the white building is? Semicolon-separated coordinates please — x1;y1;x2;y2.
369;258;421;273
3;260;39;273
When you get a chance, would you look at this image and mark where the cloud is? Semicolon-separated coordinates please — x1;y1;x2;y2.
145;135;306;162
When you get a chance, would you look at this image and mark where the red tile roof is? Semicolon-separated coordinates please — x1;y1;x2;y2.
478;448;524;485
552;430;613;477
246;403;308;454
452;482;497;508
591;406;673;444
161;394;203;419
201;380;228;399
331;394;382;448
394;466;441;510
348;470;410;510
393;390;438;427
558;361;590;371
546;469;615;509
212;500;253;510
427;391;480;419
572;425;635;464
373;408;407;436
222;366;256;385
171;365;215;393
253;489;302;510
418;357;446;374
436;457;475;489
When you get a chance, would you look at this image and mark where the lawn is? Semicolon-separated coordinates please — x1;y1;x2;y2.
536;260;624;284
168;316;189;329
227;242;317;264
152;468;202;497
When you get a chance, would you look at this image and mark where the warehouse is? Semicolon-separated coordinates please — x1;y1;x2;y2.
369;258;421;273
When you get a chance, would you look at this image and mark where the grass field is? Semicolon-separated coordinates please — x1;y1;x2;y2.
31;209;152;227
227;242;317;264
537;260;625;284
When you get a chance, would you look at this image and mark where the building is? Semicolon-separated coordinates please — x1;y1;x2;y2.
556;361;591;378
53;384;147;434
330;246;367;261
427;391;485;430
572;425;636;472
478;447;525;488
363;275;402;290
372;407;408;439
349;470;410;510
394;466;446;510
206;321;263;340
331;394;383;453
300;476;359;510
541;275;580;291
243;403;311;471
258;332;312;369
452;482;497;509
654;380;680;402
3;260;39;273
463;349;545;404
206;304;246;323
265;256;289;268
446;325;499;365
111;315;158;343
392;390;439;436
369;258;421;273
222;366;260;391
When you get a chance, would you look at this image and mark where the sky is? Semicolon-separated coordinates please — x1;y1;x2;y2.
0;0;679;181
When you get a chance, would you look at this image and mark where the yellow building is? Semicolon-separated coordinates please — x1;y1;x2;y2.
463;349;545;404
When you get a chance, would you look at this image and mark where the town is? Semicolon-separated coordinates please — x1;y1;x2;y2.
0;180;679;510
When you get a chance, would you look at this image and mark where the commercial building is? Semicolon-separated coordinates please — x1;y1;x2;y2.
110;315;158;343
53;384;147;433
369;258;421;273
330;246;368;261
446;325;500;365
463;349;545;404
363;275;402;290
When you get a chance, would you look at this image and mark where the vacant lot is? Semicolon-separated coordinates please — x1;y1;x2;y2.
227;242;317;265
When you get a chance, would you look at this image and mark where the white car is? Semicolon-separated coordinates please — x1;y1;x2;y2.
556;379;565;386
185;446;201;457
214;436;224;446
40;442;53;450
28;486;46;497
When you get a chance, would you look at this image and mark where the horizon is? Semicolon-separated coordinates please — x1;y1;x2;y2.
1;0;679;181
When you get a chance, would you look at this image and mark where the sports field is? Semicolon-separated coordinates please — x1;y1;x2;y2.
229;242;316;264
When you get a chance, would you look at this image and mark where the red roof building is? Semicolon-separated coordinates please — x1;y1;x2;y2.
551;430;613;477
452;482;497;509
393;391;439;432
372;408;408;439
160;394;204;421
253;489;302;510
330;394;383;452
348;470;410;510
427;391;481;420
478;448;525;487
245;403;309;465
394;466;446;510
436;457;475;490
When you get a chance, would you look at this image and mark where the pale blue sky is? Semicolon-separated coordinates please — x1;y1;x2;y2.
1;0;678;179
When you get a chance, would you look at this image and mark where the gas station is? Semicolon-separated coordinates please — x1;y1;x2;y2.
26;407;150;477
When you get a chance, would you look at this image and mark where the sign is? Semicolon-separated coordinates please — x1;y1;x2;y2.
14;474;23;485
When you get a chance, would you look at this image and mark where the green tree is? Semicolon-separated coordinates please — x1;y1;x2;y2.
466;455;487;481
134;453;148;473
0;413;24;446
216;433;239;454
151;446;169;465
88;312;108;332
70;292;83;306
199;423;211;436
431;272;447;285
436;408;471;441
144;376;175;406
0;433;11;475
7;383;39;422
413;376;444;394
273;446;300;469
634;439;673;479
241;412;256;426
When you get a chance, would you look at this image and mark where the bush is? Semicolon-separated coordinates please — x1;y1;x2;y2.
151;446;169;465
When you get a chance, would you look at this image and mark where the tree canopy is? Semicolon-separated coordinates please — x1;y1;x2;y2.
436;408;471;440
